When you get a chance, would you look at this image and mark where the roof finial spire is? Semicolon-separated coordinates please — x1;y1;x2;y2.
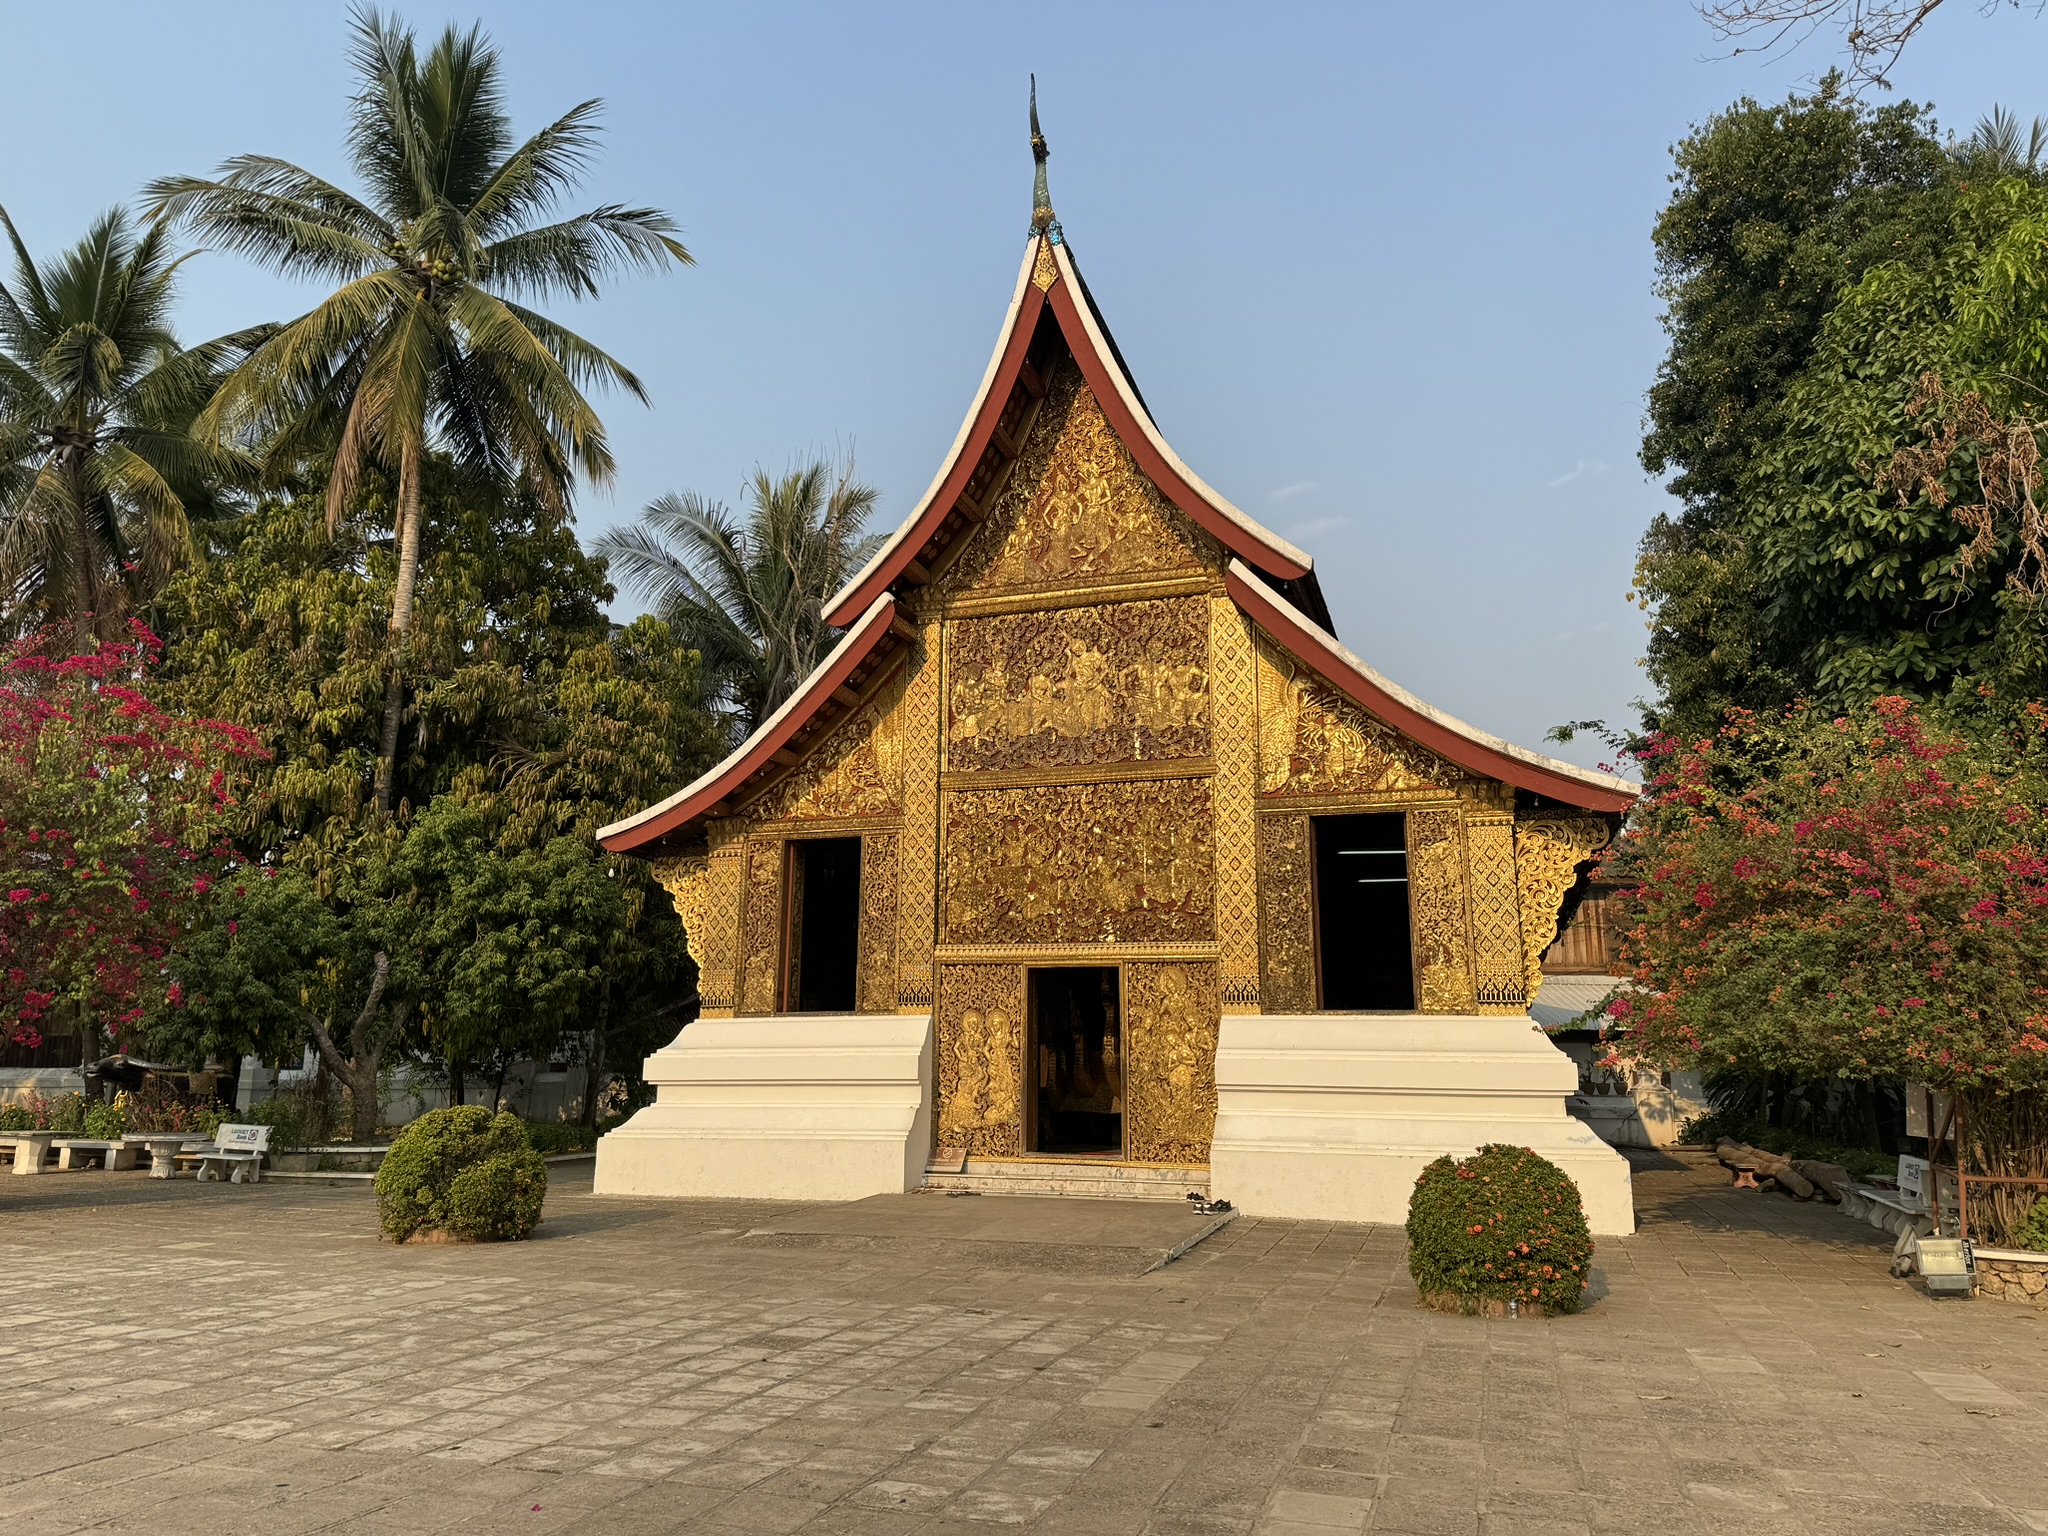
1029;75;1060;243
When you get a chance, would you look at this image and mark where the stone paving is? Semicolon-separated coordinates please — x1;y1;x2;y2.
3;1147;2046;1536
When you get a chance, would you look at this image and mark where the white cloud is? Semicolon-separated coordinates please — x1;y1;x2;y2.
1287;515;1351;542
1546;459;1609;489
1269;480;1321;502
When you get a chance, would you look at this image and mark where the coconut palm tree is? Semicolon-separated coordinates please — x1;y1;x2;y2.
0;207;242;642
596;459;883;735
144;7;690;811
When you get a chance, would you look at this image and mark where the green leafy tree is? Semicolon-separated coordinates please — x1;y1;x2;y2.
145;7;690;810
0;208;243;642
597;458;882;734
371;795;623;1106
148;866;403;1140
154;467;613;849
1740;175;2048;707
1636;79;1953;738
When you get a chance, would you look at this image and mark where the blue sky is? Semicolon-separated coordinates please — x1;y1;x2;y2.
8;2;2044;771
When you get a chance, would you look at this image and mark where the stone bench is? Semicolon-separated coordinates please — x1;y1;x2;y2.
173;1124;271;1183
52;1138;142;1171
0;1131;58;1175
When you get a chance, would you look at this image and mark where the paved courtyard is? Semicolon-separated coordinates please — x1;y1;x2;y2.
3;1148;2045;1536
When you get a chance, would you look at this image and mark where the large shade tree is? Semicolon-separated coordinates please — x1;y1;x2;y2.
145;7;690;811
0;208;241;642
597;459;882;735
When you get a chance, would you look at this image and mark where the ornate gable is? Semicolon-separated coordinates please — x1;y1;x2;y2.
933;360;1211;604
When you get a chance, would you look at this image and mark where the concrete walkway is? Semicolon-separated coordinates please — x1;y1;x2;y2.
2;1148;2044;1535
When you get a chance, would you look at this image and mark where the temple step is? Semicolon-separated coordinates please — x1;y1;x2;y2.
922;1158;1208;1201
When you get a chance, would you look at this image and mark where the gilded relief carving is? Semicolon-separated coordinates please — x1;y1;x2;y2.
935;963;1026;1155
940;361;1204;599
941;778;1215;945
1515;817;1613;1002
655;839;743;1016
1465;814;1525;1012
1406;808;1474;1013
946;597;1210;773
739;838;785;1015
1255;640;1471;799
896;623;941;1010
1208;599;1261;1010
857;832;900;1013
744;672;905;825
1257;812;1317;1012
1124;961;1220;1164
651;855;715;1010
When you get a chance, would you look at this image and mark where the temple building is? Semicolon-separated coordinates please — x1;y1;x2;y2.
593;104;1639;1233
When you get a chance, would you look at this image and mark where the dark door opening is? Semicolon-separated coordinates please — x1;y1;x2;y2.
1314;813;1415;1010
1028;967;1122;1155
786;837;862;1012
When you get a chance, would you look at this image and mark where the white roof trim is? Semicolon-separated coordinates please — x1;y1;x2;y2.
1229;560;1640;800
822;240;1038;626
1053;242;1314;576
596;594;898;847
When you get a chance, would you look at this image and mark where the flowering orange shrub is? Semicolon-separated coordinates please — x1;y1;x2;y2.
1406;1144;1593;1315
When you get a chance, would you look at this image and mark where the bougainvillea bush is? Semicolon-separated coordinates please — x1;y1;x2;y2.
1407;1145;1594;1315
1605;697;2048;1238
0;624;261;1056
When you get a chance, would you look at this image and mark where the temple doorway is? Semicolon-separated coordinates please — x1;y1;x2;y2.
785;837;861;1011
1313;813;1416;1010
1027;967;1123;1156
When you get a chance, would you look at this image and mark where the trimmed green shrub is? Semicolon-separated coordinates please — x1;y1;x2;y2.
238;1095;310;1150
1407;1144;1594;1316
2016;1196;2048;1255
374;1107;547;1243
523;1120;597;1155
446;1150;550;1240
84;1100;127;1139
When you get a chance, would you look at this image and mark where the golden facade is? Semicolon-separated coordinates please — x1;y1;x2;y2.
612;239;1630;1173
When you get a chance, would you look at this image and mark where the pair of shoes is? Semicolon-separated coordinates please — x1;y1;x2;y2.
1189;1198;1232;1215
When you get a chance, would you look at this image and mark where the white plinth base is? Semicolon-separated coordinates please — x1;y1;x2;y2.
1210;1013;1636;1235
594;1014;933;1202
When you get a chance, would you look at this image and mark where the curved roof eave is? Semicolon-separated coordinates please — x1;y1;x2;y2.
596;594;903;854
1047;242;1312;579
1224;560;1639;813
823;234;1317;628
820;244;1043;629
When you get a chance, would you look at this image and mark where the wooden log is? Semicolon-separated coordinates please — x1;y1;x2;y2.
1790;1159;1851;1203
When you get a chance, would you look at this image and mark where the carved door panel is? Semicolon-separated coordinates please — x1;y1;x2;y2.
934;963;1026;1156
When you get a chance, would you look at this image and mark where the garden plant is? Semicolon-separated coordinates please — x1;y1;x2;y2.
373;1106;547;1243
1407;1144;1595;1316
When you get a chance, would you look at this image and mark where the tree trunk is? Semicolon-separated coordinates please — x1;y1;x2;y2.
583;972;612;1129
375;443;425;815
305;953;391;1143
491;1056;510;1113
449;1058;465;1111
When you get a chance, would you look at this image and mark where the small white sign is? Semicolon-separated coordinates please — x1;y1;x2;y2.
1896;1155;1929;1210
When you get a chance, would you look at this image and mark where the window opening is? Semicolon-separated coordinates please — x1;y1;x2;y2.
1027;967;1123;1156
1313;813;1415;1010
785;837;862;1012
